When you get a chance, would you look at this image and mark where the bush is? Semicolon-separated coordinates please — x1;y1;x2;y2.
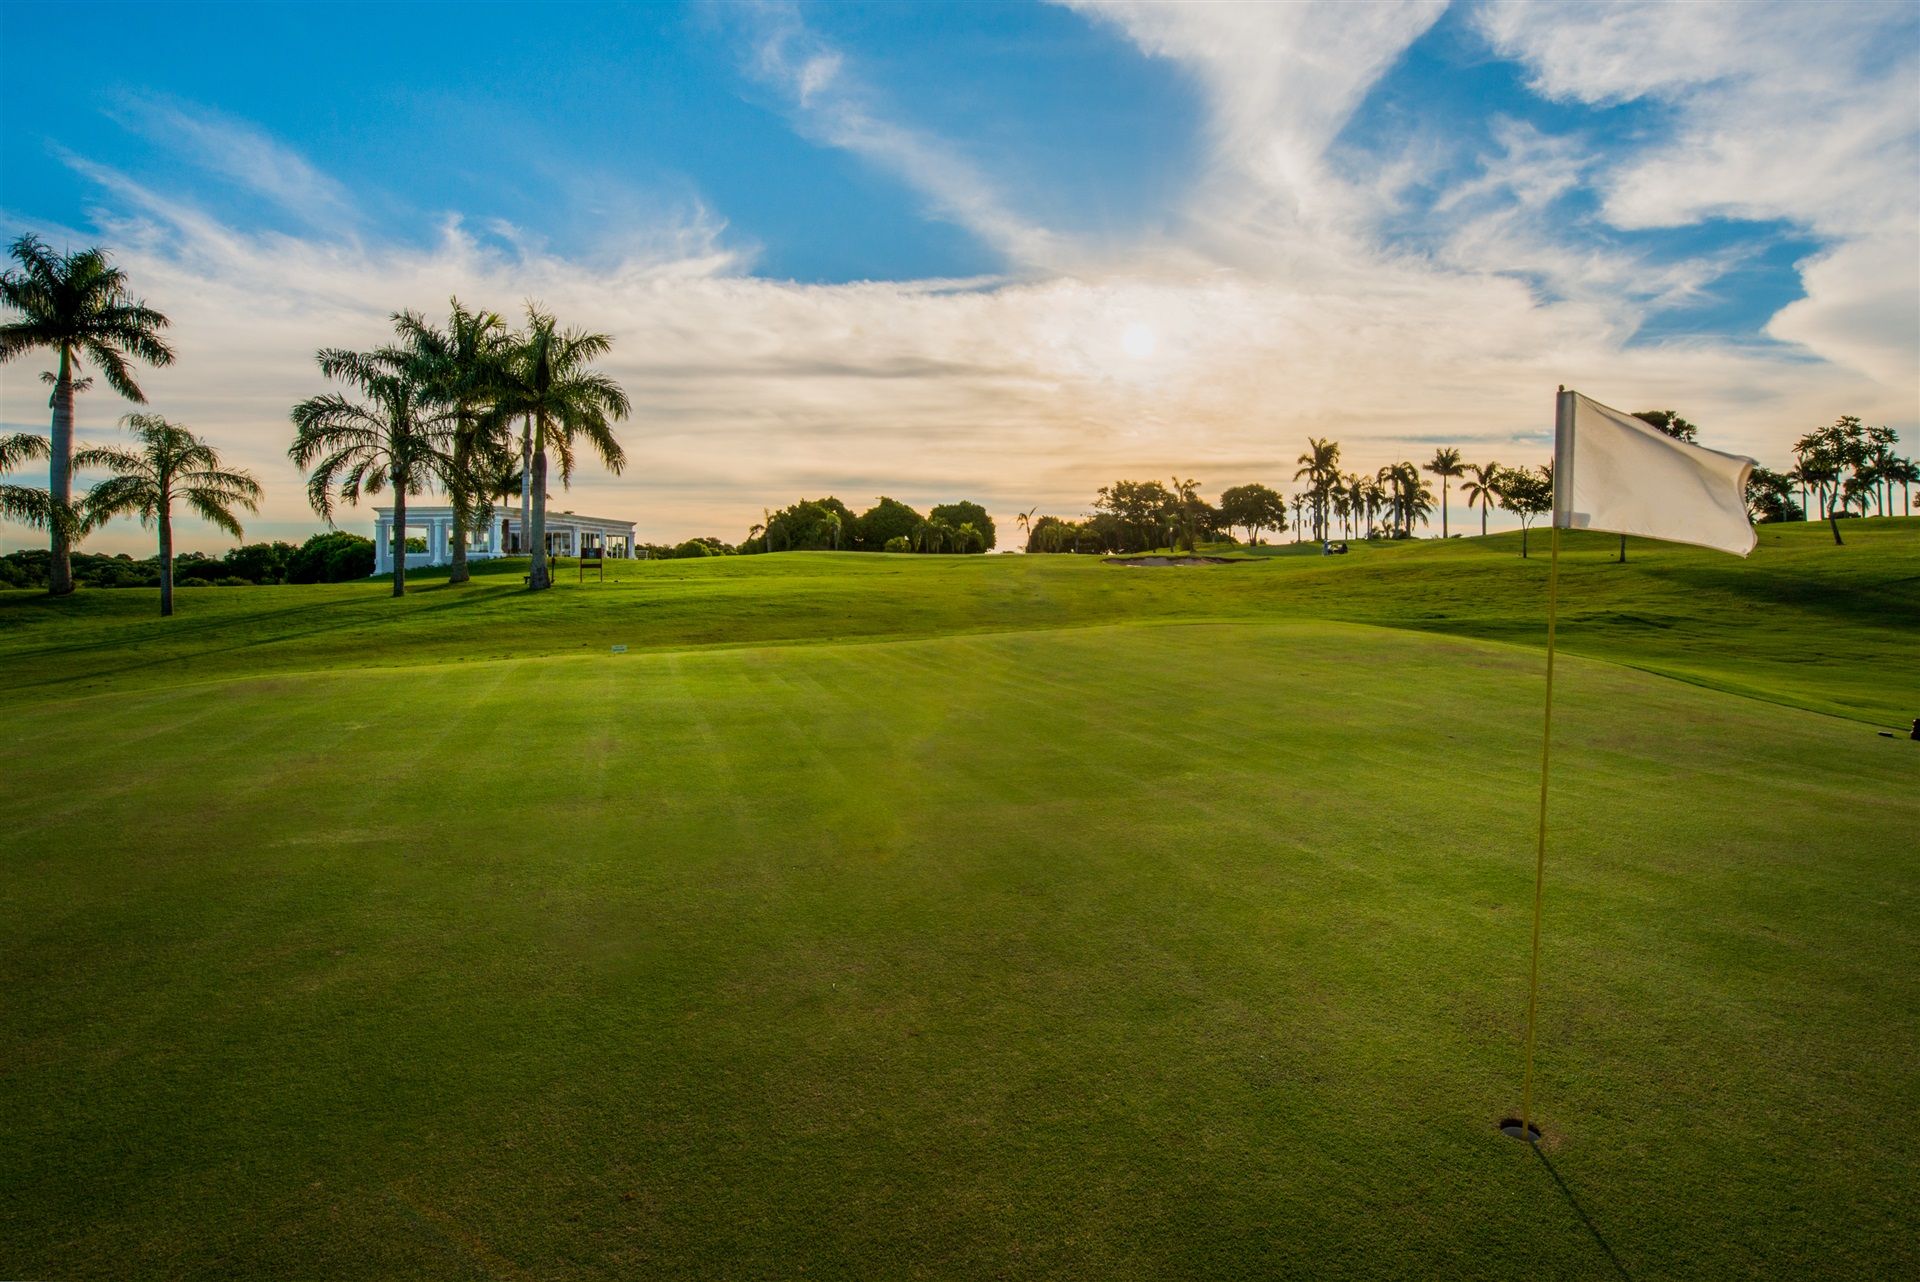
672;539;714;558
178;576;213;588
215;576;250;587
857;498;923;550
223;541;297;584
286;531;375;583
929;501;996;551
883;536;911;553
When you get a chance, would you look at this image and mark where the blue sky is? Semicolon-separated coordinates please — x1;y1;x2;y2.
2;0;1915;549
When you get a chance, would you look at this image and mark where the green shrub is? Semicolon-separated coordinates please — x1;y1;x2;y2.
286;532;375;583
883;536;911;553
178;576;213;588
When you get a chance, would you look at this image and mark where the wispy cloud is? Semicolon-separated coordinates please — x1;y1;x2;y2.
728;0;1064;270
1476;0;1920;389
4;3;1914;554
106;93;361;235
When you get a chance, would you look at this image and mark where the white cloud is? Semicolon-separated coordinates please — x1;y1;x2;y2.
1476;0;1920;389
3;2;1915;554
107;94;361;235
732;1;1064;269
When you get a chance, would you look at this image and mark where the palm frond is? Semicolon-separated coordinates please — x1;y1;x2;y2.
0;432;50;472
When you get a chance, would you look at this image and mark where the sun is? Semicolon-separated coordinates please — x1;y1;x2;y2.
1121;322;1157;359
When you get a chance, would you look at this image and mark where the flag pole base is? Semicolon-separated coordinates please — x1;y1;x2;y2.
1499;1119;1543;1143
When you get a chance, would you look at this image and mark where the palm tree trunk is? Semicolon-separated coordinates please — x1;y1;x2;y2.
529;426;550;590
1441;478;1449;538
1618;532;1626;564
391;474;409;597
158;501;174;617
519;420;532;559
1480;504;1488;538
48;348;75;596
449;429;471;586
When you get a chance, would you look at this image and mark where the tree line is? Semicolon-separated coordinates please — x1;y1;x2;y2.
739;496;997;555
1018;412;1912;559
0;531;375;591
3;234;1913;607
0;233;636;612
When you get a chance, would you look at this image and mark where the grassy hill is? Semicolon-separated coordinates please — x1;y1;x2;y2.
2;520;1916;1278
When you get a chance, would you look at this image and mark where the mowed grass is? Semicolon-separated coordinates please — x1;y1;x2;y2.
2;520;1917;1278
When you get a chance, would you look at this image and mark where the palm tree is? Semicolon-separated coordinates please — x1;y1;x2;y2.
1356;475;1385;538
289;346;456;597
80;414;260;616
496;309;630;591
393;300;511;585
822;509;843;550
1;432;55;530
1885;456;1917;517
1424;448;1464;538
1462;461;1500;537
0;234;176;595
1169;476;1202;551
1294;438;1339;541
1016;506;1037;545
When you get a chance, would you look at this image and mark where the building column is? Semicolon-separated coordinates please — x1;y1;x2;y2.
374;519;390;574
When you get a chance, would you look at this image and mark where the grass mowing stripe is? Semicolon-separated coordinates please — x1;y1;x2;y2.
5;619;1914;1278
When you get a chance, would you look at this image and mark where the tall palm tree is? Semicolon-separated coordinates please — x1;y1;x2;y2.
0;234;175;595
80;414;260;617
289;346;455;598
496;309;630;591
1424;447;1464;538
1885;456;1918;517
1462;461;1500;537
1169;476;1202;551
1294;438;1339;541
1;432;55;530
393;300;511;585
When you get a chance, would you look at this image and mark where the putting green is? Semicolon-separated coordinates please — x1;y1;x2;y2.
4;614;1916;1278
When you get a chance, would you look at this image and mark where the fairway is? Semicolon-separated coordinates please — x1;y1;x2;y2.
3;526;1918;1278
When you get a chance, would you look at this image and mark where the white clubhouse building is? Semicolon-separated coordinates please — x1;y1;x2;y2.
369;505;638;575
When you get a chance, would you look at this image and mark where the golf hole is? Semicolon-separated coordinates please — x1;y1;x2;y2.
1499;1118;1543;1142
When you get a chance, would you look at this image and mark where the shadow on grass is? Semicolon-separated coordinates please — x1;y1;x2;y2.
0;578;528;695
1534;1143;1633;1281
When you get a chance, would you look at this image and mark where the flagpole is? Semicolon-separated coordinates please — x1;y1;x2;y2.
1516;387;1569;1144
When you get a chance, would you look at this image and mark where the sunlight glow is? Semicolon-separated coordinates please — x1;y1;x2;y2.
1121;322;1157;359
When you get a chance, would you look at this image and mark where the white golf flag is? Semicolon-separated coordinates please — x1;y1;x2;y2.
1554;390;1758;557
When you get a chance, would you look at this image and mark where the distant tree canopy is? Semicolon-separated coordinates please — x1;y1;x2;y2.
928;501;995;551
1746;466;1803;524
1631;410;1699;443
0;533;368;589
1495;464;1553;557
740;495;993;554
751;497;855;552
1218;483;1286;544
286;530;375;583
856;497;923;549
1093;479;1176;551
